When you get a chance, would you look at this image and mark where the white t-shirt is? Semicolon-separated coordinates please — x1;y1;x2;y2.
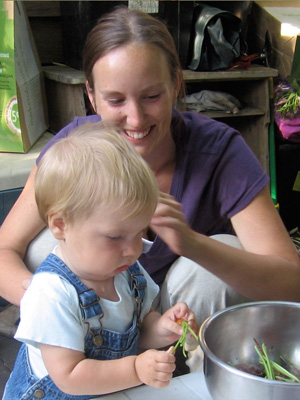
15;259;159;379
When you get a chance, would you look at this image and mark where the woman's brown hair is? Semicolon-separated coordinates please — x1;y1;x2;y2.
82;6;185;100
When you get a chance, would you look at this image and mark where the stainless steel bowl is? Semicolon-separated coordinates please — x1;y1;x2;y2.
199;301;300;400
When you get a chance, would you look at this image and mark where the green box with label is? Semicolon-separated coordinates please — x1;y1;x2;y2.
0;1;48;153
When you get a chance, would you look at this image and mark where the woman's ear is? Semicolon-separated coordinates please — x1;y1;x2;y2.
48;214;67;240
85;80;97;113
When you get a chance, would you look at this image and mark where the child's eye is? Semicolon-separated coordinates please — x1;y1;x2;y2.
107;235;122;241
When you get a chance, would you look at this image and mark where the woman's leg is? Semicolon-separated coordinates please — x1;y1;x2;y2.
159;234;249;323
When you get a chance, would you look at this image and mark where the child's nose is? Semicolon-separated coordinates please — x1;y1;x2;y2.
122;237;142;259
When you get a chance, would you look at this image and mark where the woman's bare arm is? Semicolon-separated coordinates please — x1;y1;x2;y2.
0;165;46;305
151;188;300;301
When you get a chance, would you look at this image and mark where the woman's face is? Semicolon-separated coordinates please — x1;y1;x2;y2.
86;43;180;162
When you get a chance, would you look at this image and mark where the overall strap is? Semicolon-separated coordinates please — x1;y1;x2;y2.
127;262;147;324
36;255;147;321
36;253;102;320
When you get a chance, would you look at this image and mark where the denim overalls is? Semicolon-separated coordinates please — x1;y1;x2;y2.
3;254;147;400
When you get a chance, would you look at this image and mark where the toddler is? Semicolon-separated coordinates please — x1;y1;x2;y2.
3;122;197;399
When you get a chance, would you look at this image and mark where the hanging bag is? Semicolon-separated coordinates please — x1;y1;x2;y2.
188;3;242;72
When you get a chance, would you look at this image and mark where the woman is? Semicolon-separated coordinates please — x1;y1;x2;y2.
0;7;299;329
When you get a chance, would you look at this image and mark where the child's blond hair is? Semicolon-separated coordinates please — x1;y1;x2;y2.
35;122;158;224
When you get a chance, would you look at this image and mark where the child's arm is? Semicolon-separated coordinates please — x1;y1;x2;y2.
40;343;175;395
138;302;198;349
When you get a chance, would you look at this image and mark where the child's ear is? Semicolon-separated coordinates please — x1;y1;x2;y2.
48;214;67;240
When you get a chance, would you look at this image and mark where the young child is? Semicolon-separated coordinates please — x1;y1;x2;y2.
3;122;197;400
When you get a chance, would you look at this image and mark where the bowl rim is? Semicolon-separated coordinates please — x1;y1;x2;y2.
199;300;300;386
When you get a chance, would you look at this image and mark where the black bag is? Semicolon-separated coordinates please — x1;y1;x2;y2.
188;3;242;71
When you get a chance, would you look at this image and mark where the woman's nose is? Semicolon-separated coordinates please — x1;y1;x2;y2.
125;101;144;127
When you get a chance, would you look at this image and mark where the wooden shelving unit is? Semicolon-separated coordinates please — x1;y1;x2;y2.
43;65;278;173
182;65;278;173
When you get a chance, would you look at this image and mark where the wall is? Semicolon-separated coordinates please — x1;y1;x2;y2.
24;1;64;65
24;1;260;70
248;1;300;78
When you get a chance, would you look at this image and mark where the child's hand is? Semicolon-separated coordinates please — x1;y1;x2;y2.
156;302;198;344
135;348;175;388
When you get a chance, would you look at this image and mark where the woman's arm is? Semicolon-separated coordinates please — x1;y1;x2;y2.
40;343;175;394
0;165;46;305
151;188;300;301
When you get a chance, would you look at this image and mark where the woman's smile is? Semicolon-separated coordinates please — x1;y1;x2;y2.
123;127;152;140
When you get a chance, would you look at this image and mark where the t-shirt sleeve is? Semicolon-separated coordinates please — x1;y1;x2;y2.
179;113;269;229
15;273;85;352
212;131;269;218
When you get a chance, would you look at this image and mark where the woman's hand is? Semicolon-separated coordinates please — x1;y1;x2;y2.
150;192;196;256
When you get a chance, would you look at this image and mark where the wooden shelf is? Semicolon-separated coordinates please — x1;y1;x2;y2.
189;107;266;119
183;65;279;173
42;64;278;173
182;65;278;83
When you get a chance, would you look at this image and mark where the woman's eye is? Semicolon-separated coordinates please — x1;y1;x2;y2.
145;94;160;101
107;98;124;105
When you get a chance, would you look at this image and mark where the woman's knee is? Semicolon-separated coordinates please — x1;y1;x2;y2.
159;234;248;323
210;233;243;249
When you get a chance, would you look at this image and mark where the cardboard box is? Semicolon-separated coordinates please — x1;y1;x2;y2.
0;1;48;153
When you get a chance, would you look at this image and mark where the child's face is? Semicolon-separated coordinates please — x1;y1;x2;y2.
57;204;152;284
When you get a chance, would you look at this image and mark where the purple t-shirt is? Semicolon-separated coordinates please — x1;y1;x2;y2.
37;111;269;284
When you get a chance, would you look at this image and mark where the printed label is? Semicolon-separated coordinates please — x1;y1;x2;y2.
5;95;20;134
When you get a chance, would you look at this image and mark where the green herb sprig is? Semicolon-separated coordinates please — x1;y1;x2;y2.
254;339;300;383
172;319;198;357
276;78;300;117
277;92;300;115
